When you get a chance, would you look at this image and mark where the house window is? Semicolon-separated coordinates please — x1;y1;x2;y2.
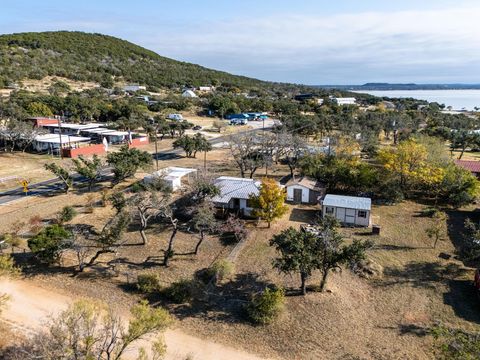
357;210;367;218
325;206;335;215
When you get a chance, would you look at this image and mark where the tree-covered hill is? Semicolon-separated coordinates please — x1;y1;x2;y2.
0;31;277;90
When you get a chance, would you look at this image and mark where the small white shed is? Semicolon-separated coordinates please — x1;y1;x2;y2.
182;90;198;98
144;167;197;191
285;177;325;204
322;194;371;227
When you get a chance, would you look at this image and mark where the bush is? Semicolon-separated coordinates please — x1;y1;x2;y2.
137;273;160;293
246;287;285;325
0;254;20;277
162;279;199;304
27;224;71;264
58;206;77;223
420;207;439;217
210;259;234;282
130;182;145;193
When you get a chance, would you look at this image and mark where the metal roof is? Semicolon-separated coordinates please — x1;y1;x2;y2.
34;134;91;144
211;176;260;205
322;194;371;210
454;160;480;173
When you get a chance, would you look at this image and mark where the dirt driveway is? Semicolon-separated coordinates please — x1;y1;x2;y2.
0;278;269;360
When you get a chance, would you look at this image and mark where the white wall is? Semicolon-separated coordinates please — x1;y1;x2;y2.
286;185;310;203
322;205;370;227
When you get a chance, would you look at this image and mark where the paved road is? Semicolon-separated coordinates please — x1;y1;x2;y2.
0;126;271;205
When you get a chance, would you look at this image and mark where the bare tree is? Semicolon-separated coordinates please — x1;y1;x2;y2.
129;187;171;245
191;202;217;255
228;132;264;178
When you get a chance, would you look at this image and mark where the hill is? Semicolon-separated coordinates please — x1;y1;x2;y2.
0;31;276;91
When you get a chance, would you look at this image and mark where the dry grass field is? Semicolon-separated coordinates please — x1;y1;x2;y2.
2;143;480;359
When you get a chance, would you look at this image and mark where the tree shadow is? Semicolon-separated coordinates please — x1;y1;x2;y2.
445;208;480;267
374;244;418;251
288;208;318;223
381;260;480;324
146;272;274;325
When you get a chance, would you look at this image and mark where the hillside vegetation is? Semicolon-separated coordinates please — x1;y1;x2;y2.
0;31;274;90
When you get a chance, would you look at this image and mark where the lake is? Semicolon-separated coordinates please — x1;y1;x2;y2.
353;89;480;111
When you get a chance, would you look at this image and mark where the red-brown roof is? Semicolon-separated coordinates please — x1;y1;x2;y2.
454;160;480;173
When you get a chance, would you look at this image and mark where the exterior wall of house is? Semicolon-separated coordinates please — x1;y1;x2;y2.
226;198;253;216
287;185;310;203
322;205;370;227
61;144;105;158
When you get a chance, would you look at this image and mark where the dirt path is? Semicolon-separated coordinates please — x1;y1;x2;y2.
0;278;268;360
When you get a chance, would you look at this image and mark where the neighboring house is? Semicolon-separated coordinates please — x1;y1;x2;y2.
211;176;260;216
454;160;480;178
333;97;357;106
198;86;214;92
285;176;325;204
168;113;184;121
182;90;198;98
144;167;197;191
27;117;59;127
124;85;146;92
32;134;91;153
321;194;371;227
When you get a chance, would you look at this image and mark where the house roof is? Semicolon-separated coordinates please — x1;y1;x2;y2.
454;160;480;173
211;176;260;205
322;194;371;211
34;134;91;144
144;167;197;183
286;176;325;192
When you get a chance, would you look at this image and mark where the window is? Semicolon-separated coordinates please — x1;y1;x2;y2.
325;207;334;215
357;210;367;218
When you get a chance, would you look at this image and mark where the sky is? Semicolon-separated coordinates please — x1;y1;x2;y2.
1;0;480;85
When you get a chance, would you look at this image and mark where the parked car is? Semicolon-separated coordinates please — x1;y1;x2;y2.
193;125;202;130
168;113;183;121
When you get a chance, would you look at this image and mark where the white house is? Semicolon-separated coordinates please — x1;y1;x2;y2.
211;177;260;216
182;90;198;98
285;177;325;204
32;134;91;153
333;97;357;106
124;85;146;92
322;194;371;227
144;167;197;191
198;86;214;92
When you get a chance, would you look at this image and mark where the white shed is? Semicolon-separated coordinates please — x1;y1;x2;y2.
144;167;197;191
322;194;371;227
182;90;198;98
285;177;325;204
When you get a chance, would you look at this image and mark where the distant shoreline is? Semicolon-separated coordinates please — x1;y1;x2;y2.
315;84;480;91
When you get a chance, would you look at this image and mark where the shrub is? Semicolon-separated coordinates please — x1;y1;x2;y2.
162;279;199;304
246;287;285;325
27;224;71;264
29;215;43;233
85;194;96;213
0;254;20;277
210;259;234;282
419;207;440;218
137;273;160;293
130;182;145;193
58;206;77;223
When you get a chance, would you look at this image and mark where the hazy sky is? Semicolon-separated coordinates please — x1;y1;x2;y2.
1;0;480;84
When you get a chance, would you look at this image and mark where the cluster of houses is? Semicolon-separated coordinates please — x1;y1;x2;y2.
225;112;269;125
24;117;149;158
144;170;372;227
294;94;357;106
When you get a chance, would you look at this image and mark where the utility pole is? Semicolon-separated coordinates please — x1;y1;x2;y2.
57;114;63;159
154;124;159;171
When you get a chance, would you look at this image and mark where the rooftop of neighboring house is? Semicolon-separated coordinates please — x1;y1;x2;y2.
211;176;260;205
454;159;480;173
285;176;325;192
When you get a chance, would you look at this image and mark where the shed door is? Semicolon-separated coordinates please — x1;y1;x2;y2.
336;207;346;222
345;209;356;224
293;188;303;203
